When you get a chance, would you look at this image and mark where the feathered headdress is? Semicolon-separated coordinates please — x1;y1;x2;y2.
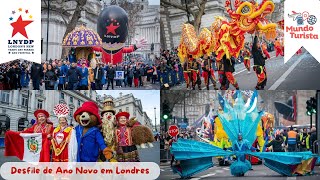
53;104;70;120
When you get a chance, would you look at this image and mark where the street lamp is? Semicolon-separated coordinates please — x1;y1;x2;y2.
46;0;50;62
154;107;157;132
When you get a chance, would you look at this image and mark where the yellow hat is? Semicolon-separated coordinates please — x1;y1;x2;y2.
101;98;116;115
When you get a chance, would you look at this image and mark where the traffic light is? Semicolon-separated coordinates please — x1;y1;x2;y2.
306;97;317;116
162;102;171;120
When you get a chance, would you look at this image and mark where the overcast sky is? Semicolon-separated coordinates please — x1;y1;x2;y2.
97;90;160;126
149;0;160;5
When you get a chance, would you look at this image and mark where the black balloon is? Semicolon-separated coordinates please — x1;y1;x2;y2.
97;5;128;51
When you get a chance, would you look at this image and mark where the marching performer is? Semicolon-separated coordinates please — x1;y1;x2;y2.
202;54;218;90
183;57;192;89
252;35;267;90
261;42;270;59
190;57;202;90
242;48;251;72
274;38;284;57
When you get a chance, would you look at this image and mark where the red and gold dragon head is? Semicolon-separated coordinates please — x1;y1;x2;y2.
226;0;277;38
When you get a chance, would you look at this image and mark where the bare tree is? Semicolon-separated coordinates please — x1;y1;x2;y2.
161;0;208;33
117;0;142;45
42;0;89;59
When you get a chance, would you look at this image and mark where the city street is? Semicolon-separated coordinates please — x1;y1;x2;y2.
170;50;320;90
160;158;320;180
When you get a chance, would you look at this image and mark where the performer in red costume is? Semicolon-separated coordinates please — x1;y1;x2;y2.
94;5;147;64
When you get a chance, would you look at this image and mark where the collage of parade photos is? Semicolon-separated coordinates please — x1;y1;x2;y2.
0;0;320;180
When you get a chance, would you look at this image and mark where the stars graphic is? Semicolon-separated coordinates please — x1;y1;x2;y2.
12;10;16;15
29;15;32;19
10;15;33;38
9;17;13;21
25;10;29;14
18;8;22;12
106;23;120;35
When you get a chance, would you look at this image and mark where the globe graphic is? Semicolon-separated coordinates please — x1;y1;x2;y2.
307;15;317;25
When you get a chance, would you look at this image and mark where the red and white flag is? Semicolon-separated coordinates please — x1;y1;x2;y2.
4;131;50;162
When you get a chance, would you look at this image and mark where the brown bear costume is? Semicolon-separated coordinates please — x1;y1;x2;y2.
128;117;155;148
74;101;112;162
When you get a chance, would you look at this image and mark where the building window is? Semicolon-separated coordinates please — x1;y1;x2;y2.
125;99;128;103
70;97;73;103
126;107;129;112
119;101;122;105
0;115;10;136
60;92;65;99
119;109;122;112
78;100;81;107
69;107;74;117
37;100;43;109
21;96;28;107
1;91;10;103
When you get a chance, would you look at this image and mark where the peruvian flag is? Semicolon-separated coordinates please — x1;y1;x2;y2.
4;131;51;162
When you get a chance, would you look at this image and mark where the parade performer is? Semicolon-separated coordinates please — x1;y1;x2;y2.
191;58;201;90
115;111;140;162
202;54;218;90
183;57;192;89
242;48;251;72
4;109;54;162
73;101;113;162
100;98;117;162
217;55;239;90
93;5;147;65
170;91;318;178
252;35;267;90
274;38;284;57
51;104;77;162
261;42;270;59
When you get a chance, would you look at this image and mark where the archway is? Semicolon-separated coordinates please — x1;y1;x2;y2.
0;115;10;136
18;118;29;131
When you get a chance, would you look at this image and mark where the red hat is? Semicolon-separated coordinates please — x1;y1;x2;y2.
34;109;50;118
73;101;101;124
115;112;130;121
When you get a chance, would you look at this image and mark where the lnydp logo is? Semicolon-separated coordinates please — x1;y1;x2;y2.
7;7;35;55
286;10;318;39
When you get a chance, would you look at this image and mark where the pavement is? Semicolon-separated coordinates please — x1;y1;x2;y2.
170;50;320;90
160;158;320;180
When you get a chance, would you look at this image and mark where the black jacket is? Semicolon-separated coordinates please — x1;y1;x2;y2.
107;67;115;79
266;137;284;152
30;63;44;80
94;67;104;80
310;132;316;152
252;36;266;66
67;66;81;83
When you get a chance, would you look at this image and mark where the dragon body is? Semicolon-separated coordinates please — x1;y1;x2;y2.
178;0;277;62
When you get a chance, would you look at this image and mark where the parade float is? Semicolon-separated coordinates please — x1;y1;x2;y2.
177;0;277;61
62;25;102;89
171;91;319;178
62;25;102;66
93;5;147;64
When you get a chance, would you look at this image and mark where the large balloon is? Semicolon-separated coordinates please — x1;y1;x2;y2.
97;5;128;52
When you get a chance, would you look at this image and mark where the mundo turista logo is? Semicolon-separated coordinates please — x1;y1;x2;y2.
286;11;318;39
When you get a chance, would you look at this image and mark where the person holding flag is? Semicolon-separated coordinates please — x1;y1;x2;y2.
4;109;54;162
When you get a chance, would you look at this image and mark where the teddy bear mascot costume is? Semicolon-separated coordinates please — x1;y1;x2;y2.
51;104;78;162
73;101;113;162
100;98;118;162
93;5;147;64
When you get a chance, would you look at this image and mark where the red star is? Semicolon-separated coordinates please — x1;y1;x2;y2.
10;15;33;38
106;23;119;35
25;10;29;14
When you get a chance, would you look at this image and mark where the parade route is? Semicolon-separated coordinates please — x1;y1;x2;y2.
171;50;320;90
